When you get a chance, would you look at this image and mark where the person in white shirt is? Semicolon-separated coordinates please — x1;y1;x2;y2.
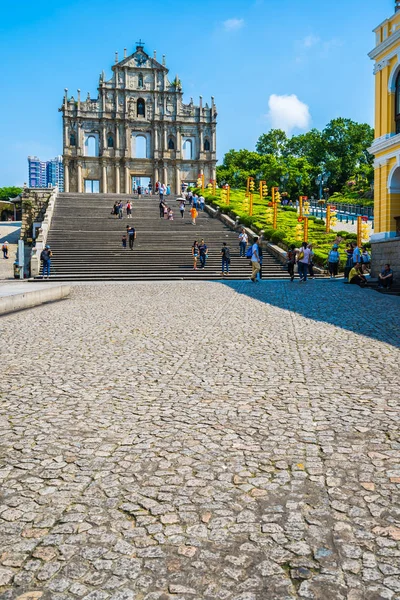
297;242;311;282
250;237;260;282
239;228;248;257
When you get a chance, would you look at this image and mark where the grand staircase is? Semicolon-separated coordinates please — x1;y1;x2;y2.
39;193;290;281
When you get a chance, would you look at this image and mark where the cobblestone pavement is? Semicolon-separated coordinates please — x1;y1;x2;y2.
1;281;399;600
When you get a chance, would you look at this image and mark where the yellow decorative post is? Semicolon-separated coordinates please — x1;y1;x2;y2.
212;179;216;195
304;217;309;242
361;218;370;244
299;196;304;218
259;180;266;199
249;178;255;216
226;185;230;206
272;188;280;229
221;187;227;205
326;205;331;233
357;216;362;247
201;174;205;193
303;200;310;216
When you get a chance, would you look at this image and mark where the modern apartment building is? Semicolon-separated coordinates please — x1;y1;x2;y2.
28;155;64;191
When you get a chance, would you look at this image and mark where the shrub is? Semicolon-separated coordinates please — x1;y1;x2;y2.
271;230;286;245
263;227;275;240
281;206;297;213
314;218;324;225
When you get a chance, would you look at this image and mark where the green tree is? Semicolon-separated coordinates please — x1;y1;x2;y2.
0;187;22;200
256;129;289;156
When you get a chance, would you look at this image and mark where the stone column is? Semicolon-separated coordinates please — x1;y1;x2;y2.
163;126;167;152
199;128;204;156
77;123;82;152
175;167;180;195
154;126;159;151
212;128;216;153
163;165;168;185
64;123;69;148
125;127;130;157
64;161;70;193
115;164;120;194
102;164;107;193
154;166;159;187
102;125;107;154
116;124;120;153
77;163;82;193
125;166;130;194
176;128;181;155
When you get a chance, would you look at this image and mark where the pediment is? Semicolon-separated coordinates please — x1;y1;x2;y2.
115;50;167;72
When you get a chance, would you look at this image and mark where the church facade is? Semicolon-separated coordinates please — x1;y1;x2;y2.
60;42;217;194
368;2;400;273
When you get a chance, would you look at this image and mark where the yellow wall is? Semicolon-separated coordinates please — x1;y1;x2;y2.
371;10;400;233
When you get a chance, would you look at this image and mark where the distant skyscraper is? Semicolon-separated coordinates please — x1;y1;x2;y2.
28;155;64;191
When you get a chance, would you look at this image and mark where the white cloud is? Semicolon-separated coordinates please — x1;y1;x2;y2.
302;34;320;48
266;94;311;134
223;18;244;32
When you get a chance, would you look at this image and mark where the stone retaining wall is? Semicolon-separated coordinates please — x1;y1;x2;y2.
371;238;400;277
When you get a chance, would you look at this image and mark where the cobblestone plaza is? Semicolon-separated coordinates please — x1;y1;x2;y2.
0;281;399;600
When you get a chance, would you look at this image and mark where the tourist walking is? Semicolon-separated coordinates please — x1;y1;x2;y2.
344;243;353;279
2;241;9;259
112;202;119;218
297;241;311;282
159;200;165;218
286;244;296;281
307;244;315;279
168;208;174;220
137;185;142;198
187;190;193;206
352;242;362;265
192;194;198;210
190;205;198;225
192;241;199;270
199;239;208;269
250;237;260;283
328;245;340;278
41;245;52;279
179;200;185;218
127;225;136;250
199;195;205;211
126;201;132;218
361;247;371;272
221;242;230;275
122;234;127;248
239;228;248;257
118;202;123;219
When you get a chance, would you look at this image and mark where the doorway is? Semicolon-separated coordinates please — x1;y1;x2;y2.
84;180;100;193
132;176;151;193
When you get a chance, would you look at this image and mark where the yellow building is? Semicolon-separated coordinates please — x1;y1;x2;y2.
369;1;400;272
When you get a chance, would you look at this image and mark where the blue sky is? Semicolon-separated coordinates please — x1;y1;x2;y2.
0;0;393;186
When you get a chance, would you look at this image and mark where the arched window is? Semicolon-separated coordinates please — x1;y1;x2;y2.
69;133;76;146
135;135;147;158
85;135;98;157
137;98;145;117
168;138;175;150
107;135;114;148
204;139;211;151
183;139;192;160
138;73;143;88
396;72;400;134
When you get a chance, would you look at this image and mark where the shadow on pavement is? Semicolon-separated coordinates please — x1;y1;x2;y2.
218;278;400;349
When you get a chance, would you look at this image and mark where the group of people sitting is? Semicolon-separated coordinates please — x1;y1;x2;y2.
348;262;393;288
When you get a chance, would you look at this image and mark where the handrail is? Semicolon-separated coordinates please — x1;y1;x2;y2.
30;187;59;276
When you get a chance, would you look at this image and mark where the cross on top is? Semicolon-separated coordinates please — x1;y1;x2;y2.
136;39;145;48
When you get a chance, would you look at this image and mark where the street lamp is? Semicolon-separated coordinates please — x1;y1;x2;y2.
315;170;330;200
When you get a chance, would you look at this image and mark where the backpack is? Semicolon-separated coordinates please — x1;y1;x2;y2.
246;246;253;259
222;247;230;261
40;249;49;261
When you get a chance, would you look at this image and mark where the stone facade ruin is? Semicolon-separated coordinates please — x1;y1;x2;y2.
60;43;217;194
